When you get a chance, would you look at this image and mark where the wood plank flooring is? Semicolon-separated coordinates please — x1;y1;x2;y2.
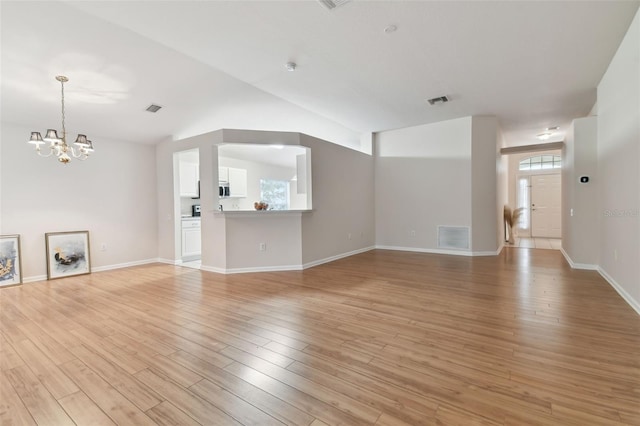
1;248;639;425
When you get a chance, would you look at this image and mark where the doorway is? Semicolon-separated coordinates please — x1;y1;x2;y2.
174;149;201;268
516;173;561;238
530;174;561;238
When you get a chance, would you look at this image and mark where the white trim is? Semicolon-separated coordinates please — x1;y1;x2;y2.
157;258;182;265
92;258;159;273
560;248;598;270
198;246;376;274
224;264;302;274
302;246;375;269
23;274;47;283
375;245;501;257
598;267;640;316
199;265;227;274
20;258;161;283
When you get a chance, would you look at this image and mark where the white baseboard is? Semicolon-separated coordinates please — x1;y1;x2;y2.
20;258;161;284
560;248;598;270
22;274;47;283
375;245;501;257
157;258;182;265
199;263;301;275
302;246;376;269
198;246;376;274
598;267;640;316
92;258;159;273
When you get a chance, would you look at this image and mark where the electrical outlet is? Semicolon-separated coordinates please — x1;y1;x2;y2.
348;233;352;240
410;230;416;237
259;243;266;251
570;208;574;217
614;249;618;261
100;243;107;251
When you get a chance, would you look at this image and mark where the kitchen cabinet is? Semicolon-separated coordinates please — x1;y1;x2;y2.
181;219;201;259
180;162;199;197
228;167;247;197
219;167;229;182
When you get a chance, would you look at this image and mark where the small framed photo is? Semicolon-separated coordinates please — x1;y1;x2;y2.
45;231;91;280
0;234;23;287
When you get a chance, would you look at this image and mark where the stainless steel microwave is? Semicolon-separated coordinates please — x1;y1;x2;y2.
219;182;230;198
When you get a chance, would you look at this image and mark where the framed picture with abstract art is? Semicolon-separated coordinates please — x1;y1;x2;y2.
45;231;91;280
0;234;22;287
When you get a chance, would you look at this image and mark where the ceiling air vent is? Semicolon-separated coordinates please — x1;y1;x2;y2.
427;96;449;106
146;104;162;113
317;0;351;10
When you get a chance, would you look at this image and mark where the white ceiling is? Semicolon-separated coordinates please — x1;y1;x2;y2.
2;1;638;149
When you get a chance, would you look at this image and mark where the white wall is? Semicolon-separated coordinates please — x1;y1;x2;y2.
375;116;499;255
471;116;499;252
225;214;302;270
300;134;376;265
562;117;598;267
1;123;158;280
375;117;473;252
175;86;363;152
596;9;640;312
496;130;508;246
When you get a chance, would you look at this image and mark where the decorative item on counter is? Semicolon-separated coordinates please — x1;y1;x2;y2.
254;201;269;211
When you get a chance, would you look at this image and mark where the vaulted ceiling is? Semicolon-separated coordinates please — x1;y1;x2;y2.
2;1;638;149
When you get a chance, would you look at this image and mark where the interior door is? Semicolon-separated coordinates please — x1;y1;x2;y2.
531;174;561;238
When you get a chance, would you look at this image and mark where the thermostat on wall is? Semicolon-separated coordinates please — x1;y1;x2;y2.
579;176;589;183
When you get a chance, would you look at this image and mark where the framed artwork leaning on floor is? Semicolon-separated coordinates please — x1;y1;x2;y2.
0;234;22;287
45;230;91;280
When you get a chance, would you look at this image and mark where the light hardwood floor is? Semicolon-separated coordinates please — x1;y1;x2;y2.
1;248;639;425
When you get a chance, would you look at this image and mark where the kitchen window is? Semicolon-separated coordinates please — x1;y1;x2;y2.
260;179;290;211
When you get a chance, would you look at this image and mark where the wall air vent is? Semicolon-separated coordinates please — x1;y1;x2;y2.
146;104;162;113
427;96;449;106
437;226;470;250
317;0;351;10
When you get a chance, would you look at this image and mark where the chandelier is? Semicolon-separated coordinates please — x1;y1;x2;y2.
28;76;94;164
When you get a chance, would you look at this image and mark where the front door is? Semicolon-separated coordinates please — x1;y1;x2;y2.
531;174;561;238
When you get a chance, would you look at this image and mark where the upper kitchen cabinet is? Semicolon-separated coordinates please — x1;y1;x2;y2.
179;150;200;197
228;167;247;197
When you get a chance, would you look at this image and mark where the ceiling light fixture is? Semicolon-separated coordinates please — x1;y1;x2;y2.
537;132;553;141
28;76;94;164
537;127;559;141
285;62;297;72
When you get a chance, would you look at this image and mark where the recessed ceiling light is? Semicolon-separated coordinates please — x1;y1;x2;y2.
384;25;397;34
285;62;297;72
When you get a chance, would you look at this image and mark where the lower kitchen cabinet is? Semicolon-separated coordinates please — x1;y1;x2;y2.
181;219;201;259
